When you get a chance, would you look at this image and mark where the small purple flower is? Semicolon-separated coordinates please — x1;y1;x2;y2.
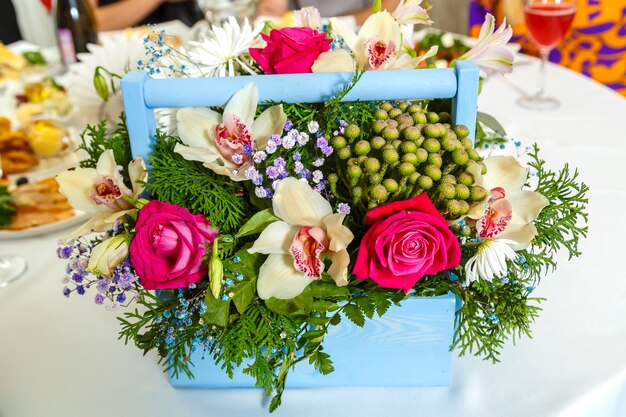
251;174;264;186
312;158;325;167
62;287;71;298
283;120;293;131
314;182;326;193
337;203;351;214
232;154;243;165
293;152;301;162
94;293;105;305
316;137;329;149
265;188;273;198
270;134;282;145
321;146;334;157
266;141;277;154
96;278;109;293
297;132;309;146
71;272;85;283
273;157;286;169
57;246;72;259
253;151;267;163
76;285;86;295
245;166;259;180
339;120;348;128
300;168;311;179
266;166;280;180
282;134;296;149
294;161;304;174
308;121;320;134
312;170;324;184
118;272;134;290
243;144;253;156
255;187;267;198
116;293;127;303
113;221;124;233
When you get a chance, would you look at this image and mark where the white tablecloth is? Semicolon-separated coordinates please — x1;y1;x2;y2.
1;57;625;417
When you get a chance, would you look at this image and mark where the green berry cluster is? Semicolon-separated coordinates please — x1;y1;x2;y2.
329;101;489;218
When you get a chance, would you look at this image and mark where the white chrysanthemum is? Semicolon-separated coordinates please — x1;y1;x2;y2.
465;238;518;283
65;31;146;124
187;16;261;77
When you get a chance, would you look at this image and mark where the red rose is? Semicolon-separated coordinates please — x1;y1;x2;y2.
353;193;461;292
130;201;219;290
249;27;331;74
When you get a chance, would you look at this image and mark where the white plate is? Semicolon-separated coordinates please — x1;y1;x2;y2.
0;211;88;240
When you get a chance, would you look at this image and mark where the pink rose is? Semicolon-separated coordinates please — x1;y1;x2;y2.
130;201;219;290
249;27;331;74
353;193;461;292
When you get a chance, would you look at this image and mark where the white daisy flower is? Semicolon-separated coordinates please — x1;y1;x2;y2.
465;238;518;283
187;16;261;77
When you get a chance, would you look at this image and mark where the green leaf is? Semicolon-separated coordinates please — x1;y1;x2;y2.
477;112;507;135
265;287;313;316
309;281;350;298
329;312;341;326
311;299;341;312
309;350;334;375
203;292;231;327
232;279;255;314
356;296;376;319
344;303;365;327
235;208;279;238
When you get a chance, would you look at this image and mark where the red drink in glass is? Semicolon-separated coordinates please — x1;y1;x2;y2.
524;3;576;48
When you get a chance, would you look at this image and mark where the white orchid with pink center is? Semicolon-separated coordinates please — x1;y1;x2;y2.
313;11;437;73
248;178;354;300
392;0;432;25
56;150;147;241
466;156;549;250
174;83;287;181
458;13;514;76
294;6;322;30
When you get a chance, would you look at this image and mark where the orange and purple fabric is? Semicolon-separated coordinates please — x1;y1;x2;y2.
469;0;626;96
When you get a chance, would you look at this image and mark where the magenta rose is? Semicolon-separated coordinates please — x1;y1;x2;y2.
353;193;461;292
130;200;219;290
249;27;331;74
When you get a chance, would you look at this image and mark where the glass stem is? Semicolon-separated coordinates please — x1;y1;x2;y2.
538;48;550;99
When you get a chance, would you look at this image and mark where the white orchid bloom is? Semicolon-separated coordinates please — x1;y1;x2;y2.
458;13;514;76
465;238;518;283
87;235;129;276
392;0;432;25
248;178;354;300
56;150;147;241
294;6;322;30
174;83;287;181
330;11;402;70
466;156;549;250
313;11;436;72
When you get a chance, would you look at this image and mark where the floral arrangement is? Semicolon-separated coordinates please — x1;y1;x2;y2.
57;2;587;411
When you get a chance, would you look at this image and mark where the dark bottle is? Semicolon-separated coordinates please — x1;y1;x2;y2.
55;0;98;66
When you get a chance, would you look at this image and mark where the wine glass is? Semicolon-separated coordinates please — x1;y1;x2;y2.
0;155;28;287
0;255;27;287
517;0;576;110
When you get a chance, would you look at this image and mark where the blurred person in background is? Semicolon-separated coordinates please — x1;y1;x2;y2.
469;0;626;95
87;0;204;31
257;0;400;25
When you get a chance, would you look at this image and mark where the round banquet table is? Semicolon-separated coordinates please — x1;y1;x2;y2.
1;56;625;417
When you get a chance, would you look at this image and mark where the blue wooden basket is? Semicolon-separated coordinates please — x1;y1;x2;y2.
121;62;479;388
